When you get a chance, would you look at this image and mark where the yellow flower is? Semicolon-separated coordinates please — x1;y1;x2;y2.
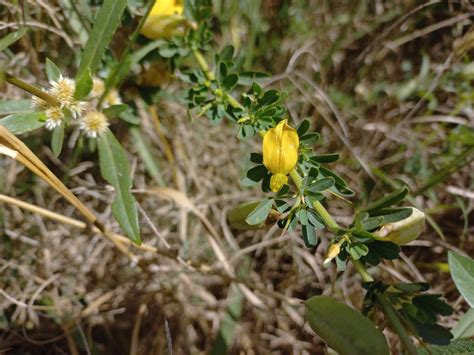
373;207;425;245
141;0;185;39
263;119;300;192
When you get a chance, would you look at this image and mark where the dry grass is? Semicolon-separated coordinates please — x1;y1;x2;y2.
0;0;473;354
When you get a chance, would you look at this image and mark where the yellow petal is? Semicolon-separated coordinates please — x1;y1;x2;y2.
262;120;299;178
141;0;184;39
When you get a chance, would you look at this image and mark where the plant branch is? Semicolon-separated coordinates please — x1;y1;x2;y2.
5;73;60;106
376;293;418;355
352;259;374;282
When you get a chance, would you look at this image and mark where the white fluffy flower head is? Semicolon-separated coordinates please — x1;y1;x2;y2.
49;75;75;106
44;106;64;130
80;111;109;138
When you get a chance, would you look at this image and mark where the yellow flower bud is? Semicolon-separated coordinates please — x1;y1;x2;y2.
141;0;185;39
373;207;425;245
323;240;344;266
262;120;300;192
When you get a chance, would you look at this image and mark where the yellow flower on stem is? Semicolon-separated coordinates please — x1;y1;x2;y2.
141;0;185;39
262;119;300;192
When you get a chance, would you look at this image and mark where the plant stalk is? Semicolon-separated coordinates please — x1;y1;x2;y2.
352;259;374;282
376;293;418;355
5;73;60;106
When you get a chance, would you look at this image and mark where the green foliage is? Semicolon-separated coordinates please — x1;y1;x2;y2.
0;28;27;52
306;295;389;355
0;112;46;134
98;130;141;244
448;252;474;307
51;124;65;157
363;281;453;345
76;0;128;78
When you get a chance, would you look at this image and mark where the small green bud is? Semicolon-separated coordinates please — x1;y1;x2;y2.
373;207;425;245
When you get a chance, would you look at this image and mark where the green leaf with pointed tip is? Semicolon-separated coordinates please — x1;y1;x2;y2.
363;187;409;212
0;112;45;134
76;0;128;78
0;28;27;52
74;68;93;100
51;124;64;157
245;198;272;226
448;251;474;307
0;100;32;115
45;58;62;82
98;130;141;244
306;296;389;355
103;104;129;118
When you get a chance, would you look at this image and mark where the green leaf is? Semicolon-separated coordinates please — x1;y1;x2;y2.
245;198;272;226
452;308;474;339
76;0;128;78
307;177;335;192
306;296;389;355
74;68;93;100
448;251;474;307
297;119;310;136
0;112;45;134
0;28;27;52
103;104;129;118
417;338;474;355
130;127;164;186
45;58;62;82
370;207;413;224
222;74;239;91
310;153;340;164
414;322;453;345
0;100;32;115
302;224;318;247
51;124;65;157
362;187;409;212
98;130;141;244
241;165;267;187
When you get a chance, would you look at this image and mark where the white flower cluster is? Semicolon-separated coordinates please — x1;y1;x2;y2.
31;76;122;139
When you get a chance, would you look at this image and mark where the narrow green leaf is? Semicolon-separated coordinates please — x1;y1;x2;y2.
302;224;318;247
297;119;310;136
45;58;62;82
306;296;389;355
98;130;141;244
103;104;129;118
310;153;340;164
362;187;409;212
0;100;32;115
307;177;335;192
51;124;65;157
76;0;128;78
0;112;45;134
74;68;93;100
0;28;27;52
245;198;272;225
448;252;474;307
130;127;164;186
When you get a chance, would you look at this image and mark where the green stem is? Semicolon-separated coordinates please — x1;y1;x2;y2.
5;73;60;106
352;259;374;282
98;0;156;107
193;49;215;81
376;293;418;355
289;169;340;233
